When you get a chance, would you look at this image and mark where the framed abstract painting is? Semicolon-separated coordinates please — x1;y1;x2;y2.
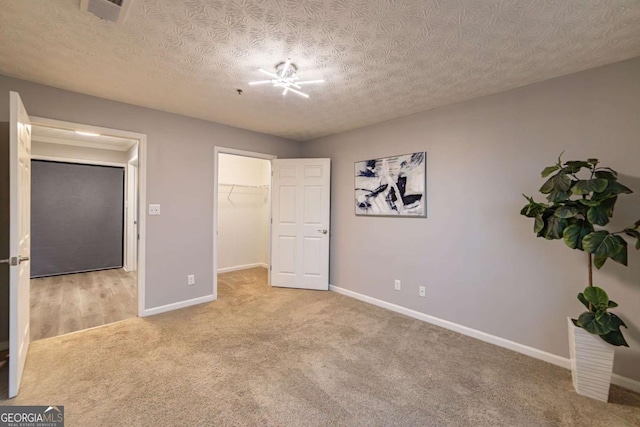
354;152;426;217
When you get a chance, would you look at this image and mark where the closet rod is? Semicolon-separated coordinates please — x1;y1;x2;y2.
220;183;268;200
219;183;268;188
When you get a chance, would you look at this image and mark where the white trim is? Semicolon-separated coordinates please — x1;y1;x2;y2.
213;147;276;301
30;116;148;319
218;263;268;274
143;294;215;317
124;163;138;273
31;116;137;140
329;285;640;393
30;154;126;168
612;374;640;394
137;134;147;317
0;341;8;351
31;134;135;152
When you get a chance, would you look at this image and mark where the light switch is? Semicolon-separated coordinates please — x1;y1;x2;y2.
148;204;161;216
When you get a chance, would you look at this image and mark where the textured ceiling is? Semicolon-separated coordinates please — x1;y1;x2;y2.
1;1;640;141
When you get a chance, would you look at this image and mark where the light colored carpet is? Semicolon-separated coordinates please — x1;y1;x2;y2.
1;267;638;426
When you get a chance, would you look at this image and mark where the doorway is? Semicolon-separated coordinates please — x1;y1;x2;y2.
213;147;332;298
213;147;275;298
28;117;147;340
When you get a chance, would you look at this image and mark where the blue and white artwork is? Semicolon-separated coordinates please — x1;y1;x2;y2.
355;152;426;217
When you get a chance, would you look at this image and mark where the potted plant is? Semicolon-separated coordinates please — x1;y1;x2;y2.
520;154;640;402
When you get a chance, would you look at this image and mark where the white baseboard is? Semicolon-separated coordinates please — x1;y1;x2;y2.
0;340;8;351
143;294;216;317
611;374;640;394
329;285;640;394
218;263;268;274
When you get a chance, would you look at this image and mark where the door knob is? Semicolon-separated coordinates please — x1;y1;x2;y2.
318;229;328;234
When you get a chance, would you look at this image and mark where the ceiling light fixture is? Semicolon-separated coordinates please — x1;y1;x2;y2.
75;130;101;137
248;59;324;98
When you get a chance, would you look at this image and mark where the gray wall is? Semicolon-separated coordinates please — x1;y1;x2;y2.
302;57;640;381
0;75;301;338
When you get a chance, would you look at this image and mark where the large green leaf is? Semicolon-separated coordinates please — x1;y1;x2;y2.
600;329;629;347
546;189;570;203
540;172;572;194
534;214;544;234
599;197;617;217
587;205;609;226
572;179;608;195
520;195;548;218
597;167;618;177
605;181;632;196
541;165;559;178
562;220;593;250
623;228;640;250
554;206;579;219
544;216;568;240
564;161;591;173
582;231;625;258
577;311;611;335
587;158;599;165
594;255;607;269
608;312;627;329
594;170;616;181
577;292;590;310
583;286;609;310
578;199;600;207
610;236;628;266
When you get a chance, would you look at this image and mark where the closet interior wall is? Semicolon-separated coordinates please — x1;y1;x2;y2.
217;154;270;272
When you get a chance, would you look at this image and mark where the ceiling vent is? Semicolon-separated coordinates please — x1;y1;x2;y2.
80;0;132;24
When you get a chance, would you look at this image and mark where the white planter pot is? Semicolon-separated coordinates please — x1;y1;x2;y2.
567;317;615;402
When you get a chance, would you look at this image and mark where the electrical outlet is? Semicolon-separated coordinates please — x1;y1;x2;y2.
148;204;161;216
187;274;195;286
419;286;426;297
394;279;401;291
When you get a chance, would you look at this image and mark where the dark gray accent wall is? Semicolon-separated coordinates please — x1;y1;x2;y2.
31;161;124;277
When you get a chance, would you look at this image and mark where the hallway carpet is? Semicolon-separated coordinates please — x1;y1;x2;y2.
1;268;639;426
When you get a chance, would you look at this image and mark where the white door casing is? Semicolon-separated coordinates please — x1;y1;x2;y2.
8;91;31;398
125;163;138;272
271;158;330;290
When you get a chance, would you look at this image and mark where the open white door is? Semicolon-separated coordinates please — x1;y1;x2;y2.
271;158;330;290
6;92;32;398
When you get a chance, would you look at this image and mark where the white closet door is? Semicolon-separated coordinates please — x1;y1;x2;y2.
271;158;330;290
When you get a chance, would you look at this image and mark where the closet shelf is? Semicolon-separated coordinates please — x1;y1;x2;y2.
219;183;269;200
